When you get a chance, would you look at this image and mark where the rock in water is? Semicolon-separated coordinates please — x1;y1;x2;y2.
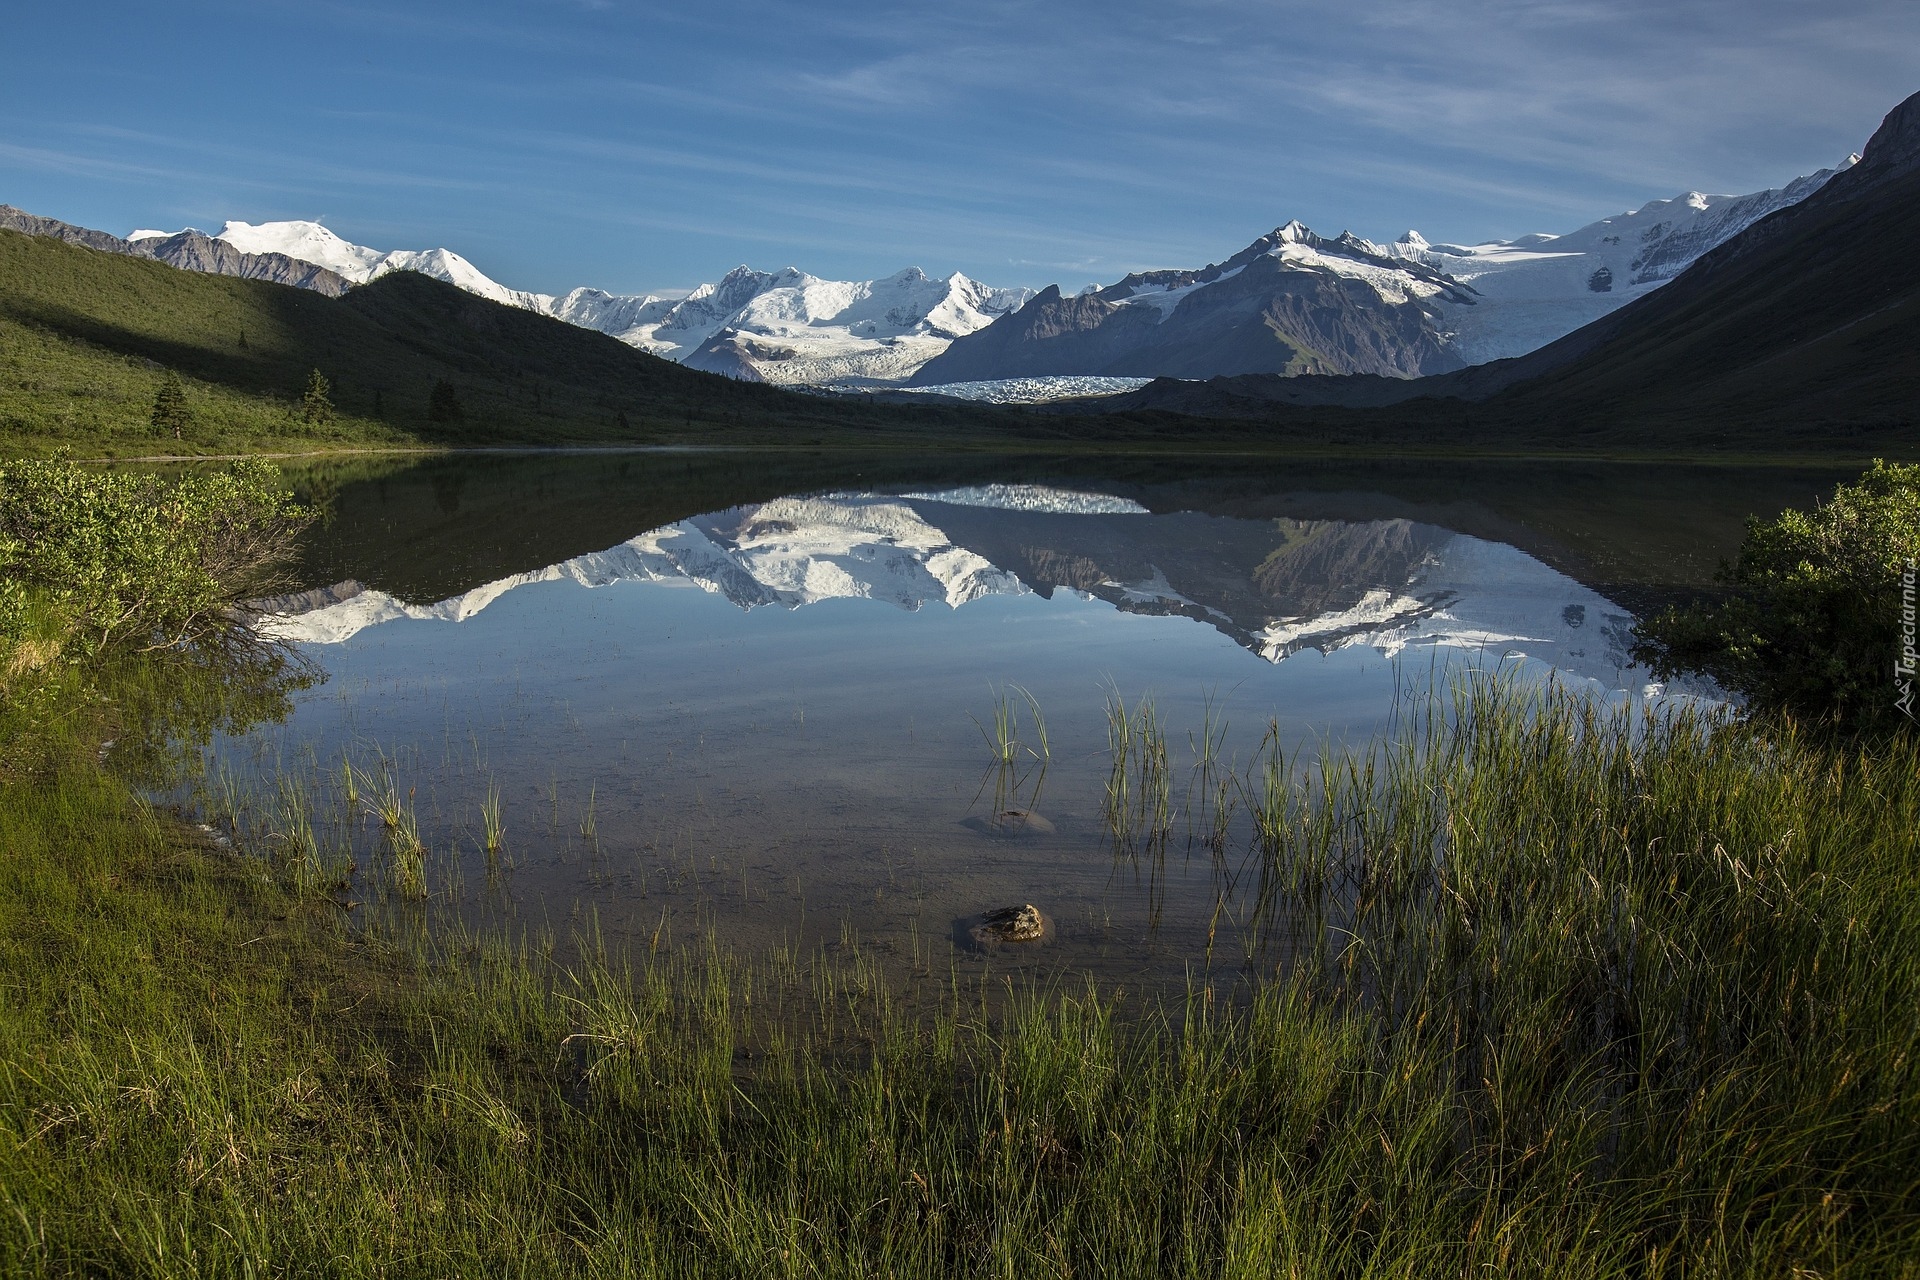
968;904;1051;949
960;809;1057;838
992;808;1055;836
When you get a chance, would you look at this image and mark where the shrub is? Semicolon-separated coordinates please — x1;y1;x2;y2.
0;459;312;661
1632;459;1920;734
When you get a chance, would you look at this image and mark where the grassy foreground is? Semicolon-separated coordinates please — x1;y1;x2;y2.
3;662;1918;1276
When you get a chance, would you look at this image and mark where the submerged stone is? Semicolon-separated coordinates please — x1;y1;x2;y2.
963;808;1056;838
992;808;1055;836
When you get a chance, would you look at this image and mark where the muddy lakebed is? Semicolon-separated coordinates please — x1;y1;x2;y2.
194;452;1846;993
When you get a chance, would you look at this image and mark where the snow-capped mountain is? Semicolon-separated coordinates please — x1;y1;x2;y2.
910;219;1478;384
133;220;552;310
1386;160;1857;364
911;160;1855;386
129;219;1031;387
637;266;1033;384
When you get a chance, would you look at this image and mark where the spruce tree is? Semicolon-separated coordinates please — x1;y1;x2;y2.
300;369;334;426
428;379;463;423
150;371;192;440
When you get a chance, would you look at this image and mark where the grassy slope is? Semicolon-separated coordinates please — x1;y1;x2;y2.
0;228;1006;455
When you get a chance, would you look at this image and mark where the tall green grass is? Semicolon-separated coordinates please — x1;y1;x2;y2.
2;673;1917;1275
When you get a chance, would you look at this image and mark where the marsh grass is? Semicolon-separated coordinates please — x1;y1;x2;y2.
480;775;505;867
389;835;428;901
4;674;1918;1276
1103;688;1174;857
969;686;1054;838
580;783;599;847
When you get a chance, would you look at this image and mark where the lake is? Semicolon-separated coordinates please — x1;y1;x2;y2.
199;451;1847;993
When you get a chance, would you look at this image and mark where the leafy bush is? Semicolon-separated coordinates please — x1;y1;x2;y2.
1633;459;1920;734
0;459;312;665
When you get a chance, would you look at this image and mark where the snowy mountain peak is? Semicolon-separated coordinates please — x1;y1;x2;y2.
216;219;386;281
1277;219;1313;242
1379;156;1859;363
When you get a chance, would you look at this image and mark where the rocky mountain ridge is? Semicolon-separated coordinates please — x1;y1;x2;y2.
0;206;351;295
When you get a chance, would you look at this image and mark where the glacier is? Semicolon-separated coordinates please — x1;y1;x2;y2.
882;376;1155;404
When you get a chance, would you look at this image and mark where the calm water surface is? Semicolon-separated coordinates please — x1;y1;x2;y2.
205;452;1844;990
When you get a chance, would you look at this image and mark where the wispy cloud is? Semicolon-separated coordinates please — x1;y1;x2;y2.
3;0;1914;293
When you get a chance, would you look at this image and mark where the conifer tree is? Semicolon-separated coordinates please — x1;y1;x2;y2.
300;369;334;426
150;371;192;440
428;379;463;423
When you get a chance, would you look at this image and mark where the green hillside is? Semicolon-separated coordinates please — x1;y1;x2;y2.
0;227;950;454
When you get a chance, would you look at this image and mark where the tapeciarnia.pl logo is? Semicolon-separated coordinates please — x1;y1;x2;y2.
1899;558;1917;722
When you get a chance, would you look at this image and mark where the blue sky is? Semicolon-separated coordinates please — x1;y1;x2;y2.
3;1;1916;296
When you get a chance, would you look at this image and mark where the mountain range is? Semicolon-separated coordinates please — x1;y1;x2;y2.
1089;87;1920;446
100;156;1850;393
909;163;1853;386
129;219;1032;387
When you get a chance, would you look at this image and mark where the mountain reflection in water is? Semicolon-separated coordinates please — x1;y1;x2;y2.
262;483;1644;691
